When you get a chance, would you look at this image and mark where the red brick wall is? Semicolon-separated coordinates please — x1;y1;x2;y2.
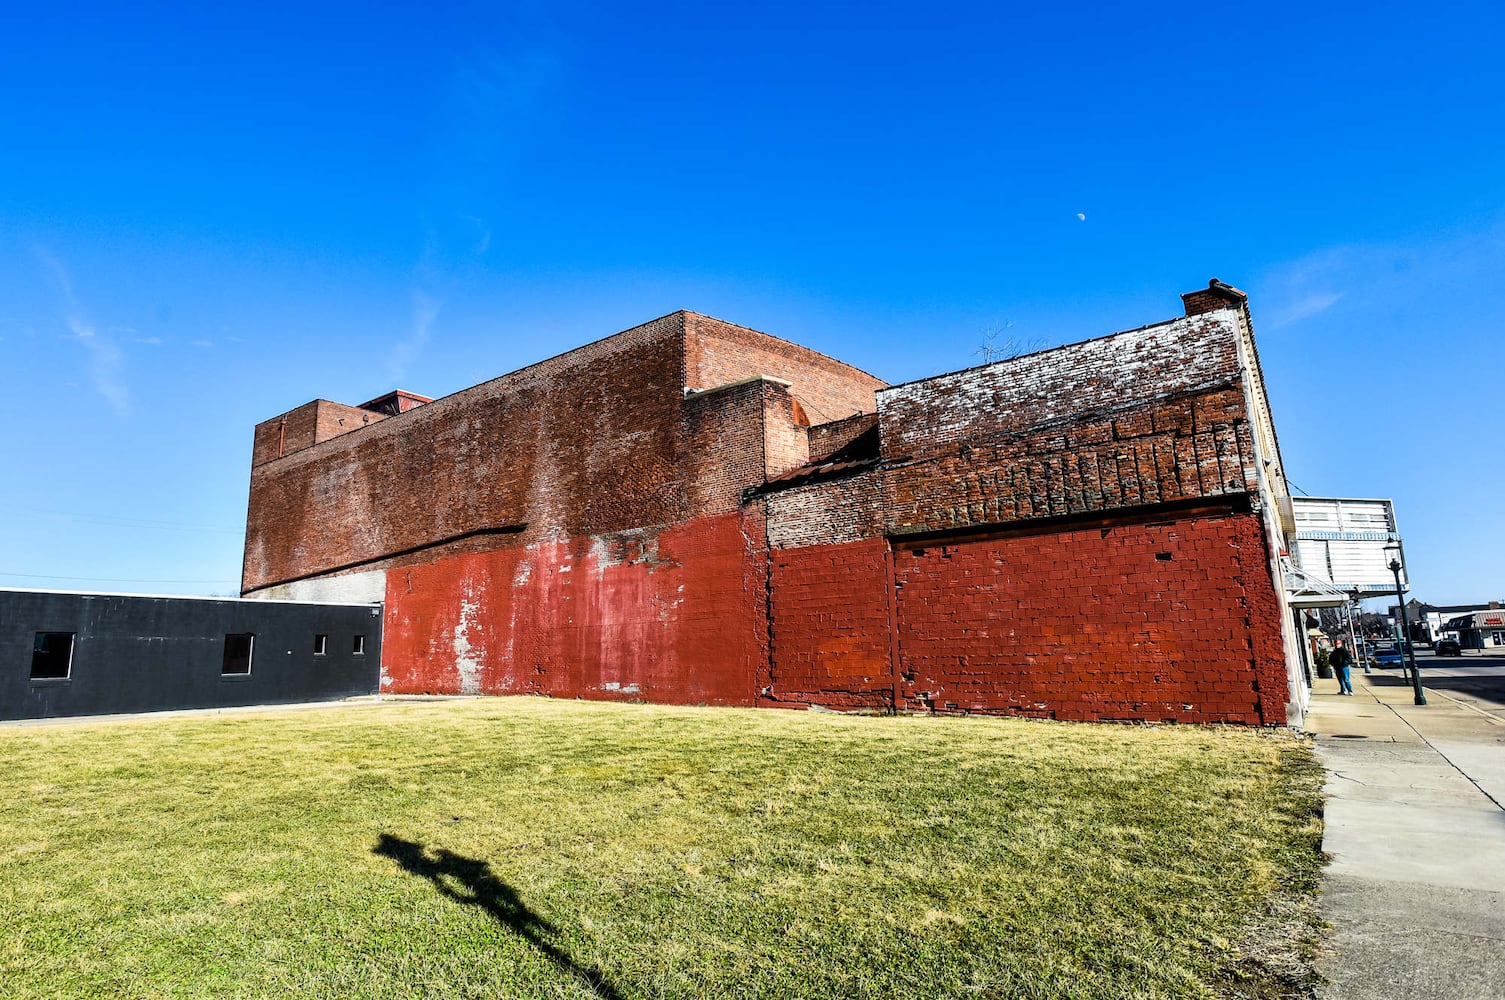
251;400;387;467
245;315;691;592
761;384;811;478
890;511;1288;724
244;296;1296;727
764;470;886;550
679;378;782;518
245;311;890;595
766;538;894;710
685;313;886;424
884;385;1258;536
381;511;767;706
808;412;879;462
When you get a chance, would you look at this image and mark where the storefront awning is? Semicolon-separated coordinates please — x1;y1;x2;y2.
1283;559;1353;608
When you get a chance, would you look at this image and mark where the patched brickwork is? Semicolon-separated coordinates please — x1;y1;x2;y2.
766;538;894;711
891;512;1286;724
763;470;886;550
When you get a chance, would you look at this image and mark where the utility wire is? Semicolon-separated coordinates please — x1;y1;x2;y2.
0;571;238;584
0;506;241;534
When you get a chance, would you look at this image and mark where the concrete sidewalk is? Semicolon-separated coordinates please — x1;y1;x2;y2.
1305;671;1505;999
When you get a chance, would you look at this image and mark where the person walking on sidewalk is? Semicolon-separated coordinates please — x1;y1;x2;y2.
1330;639;1355;695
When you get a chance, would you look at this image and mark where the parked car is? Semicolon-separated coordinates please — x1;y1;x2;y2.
1435;639;1462;656
1374;643;1413;667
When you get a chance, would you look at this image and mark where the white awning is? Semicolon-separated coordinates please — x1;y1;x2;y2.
1283;558;1353;608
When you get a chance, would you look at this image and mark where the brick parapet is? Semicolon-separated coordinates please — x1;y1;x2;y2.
685;313;886;425
877;312;1243;460
244;314;691;593
251;400;388;467
883;385;1258;536
680;379;787;517
244;311;887;595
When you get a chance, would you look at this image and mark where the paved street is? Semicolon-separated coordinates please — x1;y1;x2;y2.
1384;650;1505;722
1306;662;1505;1000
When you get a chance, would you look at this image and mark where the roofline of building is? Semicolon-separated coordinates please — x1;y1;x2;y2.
0;585;381;608
680;310;889;386
1290;496;1400;506
258;310;887;448
874;307;1235;396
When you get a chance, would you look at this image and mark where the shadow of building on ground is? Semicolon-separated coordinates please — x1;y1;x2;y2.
373;833;624;1000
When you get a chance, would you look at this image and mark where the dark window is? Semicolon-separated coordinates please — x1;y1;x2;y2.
352;634;366;655
31;632;75;680
222;633;254;675
314;634;328;656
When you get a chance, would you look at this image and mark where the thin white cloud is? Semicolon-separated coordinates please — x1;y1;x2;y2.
387;290;441;383
1257;219;1505;330
37;249;131;416
1270;290;1346;327
66;317;130;415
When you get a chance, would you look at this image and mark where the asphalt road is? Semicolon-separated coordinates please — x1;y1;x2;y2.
1365;650;1505;721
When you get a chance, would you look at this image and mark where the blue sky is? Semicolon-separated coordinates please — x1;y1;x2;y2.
1;1;1501;604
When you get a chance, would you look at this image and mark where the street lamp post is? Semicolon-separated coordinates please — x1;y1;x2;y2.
1386;547;1426;706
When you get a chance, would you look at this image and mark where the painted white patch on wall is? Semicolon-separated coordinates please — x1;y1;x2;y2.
255;568;387;604
452;592;484;695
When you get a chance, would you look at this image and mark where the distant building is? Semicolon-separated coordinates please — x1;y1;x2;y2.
1405;602;1500;644
1;588;381;721
242;281;1309;726
1440;605;1505;650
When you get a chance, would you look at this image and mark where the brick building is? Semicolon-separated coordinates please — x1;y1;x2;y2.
242;280;1307;725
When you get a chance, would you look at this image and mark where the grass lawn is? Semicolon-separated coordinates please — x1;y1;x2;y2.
0;698;1324;999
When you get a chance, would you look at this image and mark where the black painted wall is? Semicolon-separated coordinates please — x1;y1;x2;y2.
0;590;382;722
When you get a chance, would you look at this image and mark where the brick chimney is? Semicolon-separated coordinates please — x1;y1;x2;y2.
360;390;432;416
1182;278;1248;316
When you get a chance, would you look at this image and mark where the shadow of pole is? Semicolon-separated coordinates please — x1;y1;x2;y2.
374;834;625;1000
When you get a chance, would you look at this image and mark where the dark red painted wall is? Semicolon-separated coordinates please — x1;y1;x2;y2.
766;538;894;711
891;511;1287;724
381;511;767;707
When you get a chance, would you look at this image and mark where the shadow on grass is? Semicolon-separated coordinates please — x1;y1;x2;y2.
374;834;624;1000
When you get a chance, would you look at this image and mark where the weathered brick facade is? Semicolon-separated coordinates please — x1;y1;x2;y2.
243;284;1305;725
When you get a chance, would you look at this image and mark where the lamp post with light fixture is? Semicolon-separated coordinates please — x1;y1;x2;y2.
1385;544;1426;706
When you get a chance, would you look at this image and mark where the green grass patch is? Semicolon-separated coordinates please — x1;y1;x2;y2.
0;698;1325;998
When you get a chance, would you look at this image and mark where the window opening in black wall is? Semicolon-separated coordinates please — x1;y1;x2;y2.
31;632;75;680
352;634;366;655
223;633;255;675
314;634;328;656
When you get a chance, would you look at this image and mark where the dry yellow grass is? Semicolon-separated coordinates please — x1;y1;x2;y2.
0;697;1325;999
